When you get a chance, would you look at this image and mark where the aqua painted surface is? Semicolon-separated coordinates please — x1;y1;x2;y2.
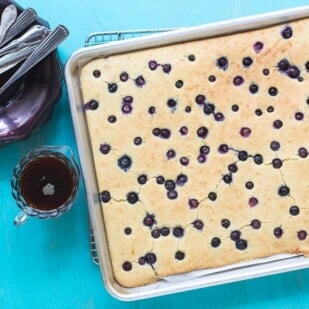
1;0;309;308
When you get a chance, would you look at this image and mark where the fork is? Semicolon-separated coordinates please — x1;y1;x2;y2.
0;25;69;97
0;8;37;48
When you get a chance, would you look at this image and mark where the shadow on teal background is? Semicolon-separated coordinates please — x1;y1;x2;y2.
0;1;308;308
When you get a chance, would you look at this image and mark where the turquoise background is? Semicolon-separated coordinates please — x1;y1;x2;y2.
1;0;309;308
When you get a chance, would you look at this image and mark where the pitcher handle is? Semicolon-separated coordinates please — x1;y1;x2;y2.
14;211;29;226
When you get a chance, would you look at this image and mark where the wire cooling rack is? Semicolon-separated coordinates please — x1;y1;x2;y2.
85;28;173;47
85;28;172;265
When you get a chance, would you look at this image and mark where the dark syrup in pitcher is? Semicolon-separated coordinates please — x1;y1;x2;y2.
20;156;74;211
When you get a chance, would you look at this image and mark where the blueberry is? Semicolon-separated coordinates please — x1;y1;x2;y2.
274;227;283;238
267;106;274;113
93;70;101;78
208;192;217;201
249;197;258;207
263;68;270;76
233;75;244;86
230;230;241;241
203;103;215;115
134;136;142;146
122;261;132;271
253;41;264;53
272;158;283;169
253;154;263;165
221;219;230;229
200;145;210;155
156;176;165;185
166;149;176;159
242;57;253;67
218;144;229;154
123;95;133;104
175;251;185;260
167;190;178;200
160;129;171;139
193;219;204;230
298;147;308;158
287;65;300;79
167;98;177;109
173;226;184;238
85;100;99;110
270;141;280;151
223;174;232;184
278;185;290;197
151;229;161;239
108;83;118;93
295;112;304;121
185;106;192;113
235;239;248;250
120;71;129;82
249;84;259;94
127;192;139;204
121;104;132;114
197;126;209;138
217;56;228;70
277;59;290;72
162;64;172;73
232;104;239;112
152;128;161;136
268;87;278;96
290;205;300;216
255;109;262;116
165;180;176;191
180;157;189;166
238;151;248;161
211;237;221;248
273;119;283;129
137;174;148;185
175;80;184;88
108;115;117;123
148;60;158;70
197;154;207;163
228;163;238;173
214;112;225;122
240;127;251;138
297;230;307;241
208;75;216;82
138;257;146;265
195;94;206;105
100;190;111;203
176;174;188;186
179;126;188;135
124;227;132;235
148;106;156;115
306;61;309;71
250;219;261;229
160;227;170;236
118;155;132;172
145;253;157;264
188;54;196;61
99;143;111;155
143;214;156;227
298;76;304;82
281;26;293;39
135;75;146;87
245;181;254;190
188;198;199;209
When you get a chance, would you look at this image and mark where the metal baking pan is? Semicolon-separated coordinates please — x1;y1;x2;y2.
65;6;309;301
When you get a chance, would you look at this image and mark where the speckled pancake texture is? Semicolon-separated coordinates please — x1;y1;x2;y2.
80;18;309;288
